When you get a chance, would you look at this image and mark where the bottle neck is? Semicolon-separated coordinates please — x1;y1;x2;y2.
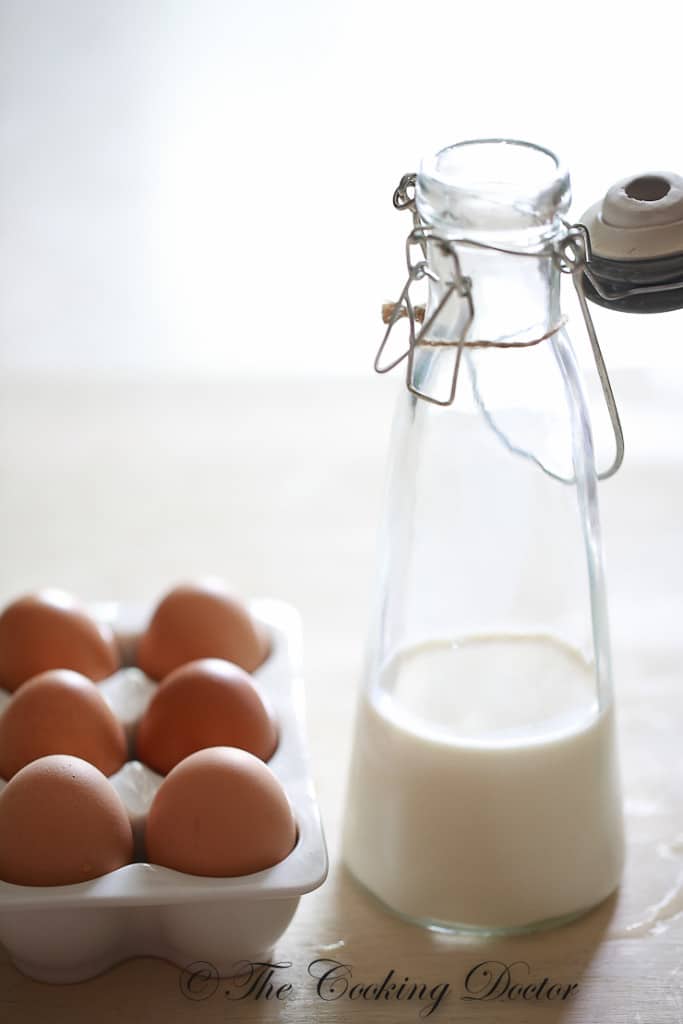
423;236;562;350
414;139;570;353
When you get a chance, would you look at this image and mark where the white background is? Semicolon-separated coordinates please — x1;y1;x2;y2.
0;0;681;375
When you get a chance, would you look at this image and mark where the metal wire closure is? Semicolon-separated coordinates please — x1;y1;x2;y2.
587;270;683;303
374;232;439;375
554;224;625;481
375;173;625;481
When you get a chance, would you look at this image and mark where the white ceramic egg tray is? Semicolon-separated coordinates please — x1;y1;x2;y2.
0;599;328;983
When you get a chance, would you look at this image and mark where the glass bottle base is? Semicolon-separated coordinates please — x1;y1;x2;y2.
346;865;617;938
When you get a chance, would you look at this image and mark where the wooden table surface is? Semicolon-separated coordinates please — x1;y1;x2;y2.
0;367;682;1024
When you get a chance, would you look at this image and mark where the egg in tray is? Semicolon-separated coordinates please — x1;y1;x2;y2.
0;582;327;983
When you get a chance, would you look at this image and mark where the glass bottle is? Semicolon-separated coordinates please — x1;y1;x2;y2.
342;139;625;934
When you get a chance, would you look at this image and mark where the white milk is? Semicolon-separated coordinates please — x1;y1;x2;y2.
343;634;624;931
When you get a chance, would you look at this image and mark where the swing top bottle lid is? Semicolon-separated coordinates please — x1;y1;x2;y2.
581;172;683;261
580;171;683;313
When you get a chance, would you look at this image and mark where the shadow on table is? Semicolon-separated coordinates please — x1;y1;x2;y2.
0;946;286;1024
314;861;617;1024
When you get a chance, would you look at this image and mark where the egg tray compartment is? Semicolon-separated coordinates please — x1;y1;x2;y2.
0;599;328;983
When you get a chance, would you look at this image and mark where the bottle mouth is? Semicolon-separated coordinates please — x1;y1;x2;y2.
417;139;571;241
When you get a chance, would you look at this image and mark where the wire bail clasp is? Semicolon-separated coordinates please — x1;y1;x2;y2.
375;225;475;407
554;225;625;480
374;231;436;375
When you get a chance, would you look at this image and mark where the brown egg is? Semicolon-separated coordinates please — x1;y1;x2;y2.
0;754;133;885
145;747;296;877
0;669;128;780
136;581;269;680
136;658;277;775
0;590;120;693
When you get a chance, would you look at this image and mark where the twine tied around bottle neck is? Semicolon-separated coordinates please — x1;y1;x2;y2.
380;302;569;350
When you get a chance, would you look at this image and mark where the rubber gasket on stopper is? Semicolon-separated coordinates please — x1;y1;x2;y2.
580;171;683;313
